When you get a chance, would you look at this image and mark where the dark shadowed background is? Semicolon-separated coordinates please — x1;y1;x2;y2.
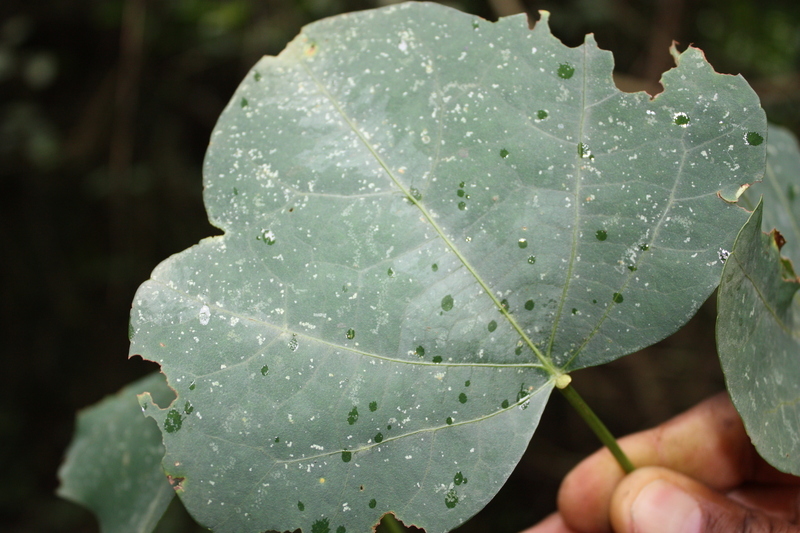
2;0;799;531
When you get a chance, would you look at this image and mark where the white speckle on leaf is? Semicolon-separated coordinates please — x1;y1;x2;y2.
199;305;211;325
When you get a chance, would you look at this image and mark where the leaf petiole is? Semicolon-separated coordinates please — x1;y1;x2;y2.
558;383;635;474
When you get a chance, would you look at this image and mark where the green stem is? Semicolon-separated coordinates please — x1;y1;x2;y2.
558;384;635;474
382;513;406;533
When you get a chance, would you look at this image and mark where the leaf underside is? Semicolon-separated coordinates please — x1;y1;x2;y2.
129;3;766;532
57;373;175;533
718;127;800;475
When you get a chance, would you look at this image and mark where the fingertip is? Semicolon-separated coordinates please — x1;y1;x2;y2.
557;448;624;532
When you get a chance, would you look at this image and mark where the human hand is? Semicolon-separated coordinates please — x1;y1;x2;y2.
522;392;800;533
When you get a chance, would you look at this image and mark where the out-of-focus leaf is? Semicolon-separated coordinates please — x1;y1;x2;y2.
130;3;766;532
718;127;800;475
57;372;176;533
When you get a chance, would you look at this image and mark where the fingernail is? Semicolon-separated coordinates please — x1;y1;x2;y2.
630;480;702;533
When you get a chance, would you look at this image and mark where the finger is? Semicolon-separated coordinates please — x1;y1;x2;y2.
519;513;578;533
557;393;793;533
727;485;800;524
611;466;800;533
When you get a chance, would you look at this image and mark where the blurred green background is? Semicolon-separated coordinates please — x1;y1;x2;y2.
1;0;798;531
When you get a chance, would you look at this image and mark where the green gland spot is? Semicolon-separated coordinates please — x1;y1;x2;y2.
527;255;536;264
555;373;572;389
464;380;471;387
500;298;509;311
431;263;438;272
261;365;269;376
368;499;377;509
454;472;468;485
240;97;248;108
441;294;454;311
488;320;497;332
347;406;358;425
415;345;425;357
639;243;650;251
432;356;443;363
341;451;352;463
457;189;465;197
409;187;422;201
596;229;608;241
458;393;468;404
557;62;575;79
500;148;510;158
369;401;378;412
374;433;383;443
525;299;535;310
189;381;196;391
458;201;467;210
387;267;394;277
518;238;528;248
298;501;305;511
536;109;548;120
184;401;194;415
337;527;346;533
612;292;624;304
253;71;261;81
745;131;764;146
673;113;690;126
164;409;183;433
446;416;453;425
445;489;459;508
346;328;355;339
501;399;510;408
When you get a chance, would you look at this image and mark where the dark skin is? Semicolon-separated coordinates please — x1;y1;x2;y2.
521;393;800;533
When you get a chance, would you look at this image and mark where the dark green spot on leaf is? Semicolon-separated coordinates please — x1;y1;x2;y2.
445;489;459;508
369;401;378;412
368;499;377;509
500;148;510;158
501;399;510;408
537;109;548;120
261;365;269;376
596;230;608;241
409;187;422;201
518;238;528;248
253;71;261;81
441;294;454;311
346;328;355;339
374;432;383;443
527;255;536;264
557;63;575;79
297;501;305;511
458;393;468;404
446;416;453;425
745;131;764;146
347;406;358;425
454;472;467;485
415;345;425;357
341;451;352;463
674;113;690;126
311;518;329;533
458;201;467;210
525;300;534;310
431;263;438;272
184;401;194;415
488;320;497;332
164;409;183;433
240;97;248;108
612;292;624;304
432;356;442;363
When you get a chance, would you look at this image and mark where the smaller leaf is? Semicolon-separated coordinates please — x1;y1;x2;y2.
717;201;800;475
57;372;176;533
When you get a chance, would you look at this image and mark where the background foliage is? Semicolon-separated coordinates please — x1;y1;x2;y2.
2;0;799;531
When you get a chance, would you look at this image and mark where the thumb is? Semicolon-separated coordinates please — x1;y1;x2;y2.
610;466;799;533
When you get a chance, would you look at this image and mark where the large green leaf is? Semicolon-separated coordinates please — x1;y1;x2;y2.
130;3;766;531
717;127;800;475
57;372;175;533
